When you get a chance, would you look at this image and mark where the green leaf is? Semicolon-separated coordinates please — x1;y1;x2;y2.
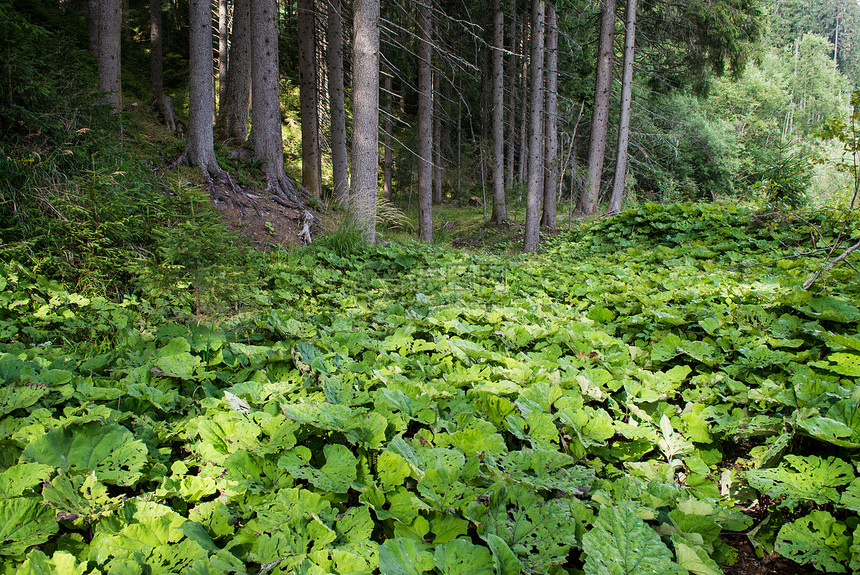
485;534;522;575
651;334;682;363
746;455;853;510
42;471;125;525
435;539;494;574
22;422;148;486
583;502;685;575
379;538;434;575
155;337;203;379
775;511;850;572
0;384;48;416
0;463;52;498
277;443;357;493
0;497;59;558
17;550;90;575
818;353;860;376
672;537;722;575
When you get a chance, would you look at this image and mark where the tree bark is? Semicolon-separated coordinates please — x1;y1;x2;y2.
417;0;433;241
217;0;251;142
383;71;394;201
186;0;223;176
505;6;516;193
579;0;616;215
523;0;544;253
218;0;230;109
491;0;506;224
433;70;442;204
250;0;295;196
518;19;529;187
541;2;558;228
328;0;349;206
608;0;637;213
97;0;122;110
150;0;163;100
88;0;99;57
298;0;321;197
351;0;380;243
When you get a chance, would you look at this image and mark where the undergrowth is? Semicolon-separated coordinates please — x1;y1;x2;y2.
3;203;860;574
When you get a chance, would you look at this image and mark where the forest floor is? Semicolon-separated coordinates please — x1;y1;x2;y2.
206;176;337;249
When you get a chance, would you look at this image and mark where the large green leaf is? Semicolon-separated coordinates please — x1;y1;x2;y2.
16;550;90;575
277;443;358;493
583;502;685;575
22;422;147;486
0;463;52;499
745;455;853;510
379;538;435;575
434;539;494;574
0;497;59;558
798;400;860;447
0;384;48;416
775;511;850;572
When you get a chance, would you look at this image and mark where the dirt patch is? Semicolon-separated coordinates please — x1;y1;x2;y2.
205;177;337;249
722;535;819;575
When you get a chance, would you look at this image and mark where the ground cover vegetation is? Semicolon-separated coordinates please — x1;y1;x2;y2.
4;0;860;573
3;203;860;575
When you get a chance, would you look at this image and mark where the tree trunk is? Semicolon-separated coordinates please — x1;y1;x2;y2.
417;0;433;241
250;0;295;196
97;0;122;110
328;0;349;206
298;0;321;197
433;70;442;205
522;0;544;253
88;0;99;57
150;0;163;100
491;0;506;224
505;6;516;193
218;0;230;108
541;2;558;228
186;0;223;176
579;0;616;215
217;0;251;141
351;0;380;243
518;19;529;187
383;71;393;201
608;0;637;214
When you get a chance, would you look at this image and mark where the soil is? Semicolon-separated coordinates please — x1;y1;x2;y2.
204;175;337;249
722;534;820;575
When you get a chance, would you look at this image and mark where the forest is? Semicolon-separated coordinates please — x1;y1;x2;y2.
2;0;860;573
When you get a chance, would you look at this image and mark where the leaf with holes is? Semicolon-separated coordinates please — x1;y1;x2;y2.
583;502;685;575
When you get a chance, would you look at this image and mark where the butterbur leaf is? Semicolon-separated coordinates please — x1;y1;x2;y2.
17;549;89;575
839;478;860;512
658;415;694;465
651;334;682;363
278;443;357;493
0;384;48;416
485;533;522;575
745;455;853;510
0;463;52;498
671;536;721;575
22;422;148;486
583;502;685;575
379;538;434;575
42;471;124;525
0;497;60;558
155;337;204;380
435;539;494;575
816;353;860;377
775;511;850;572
